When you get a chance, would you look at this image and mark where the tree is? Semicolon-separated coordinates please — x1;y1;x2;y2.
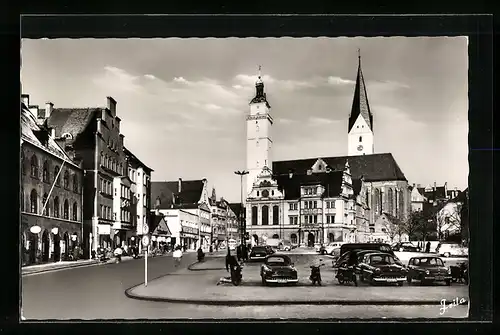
402;211;424;241
436;201;462;239
381;215;406;243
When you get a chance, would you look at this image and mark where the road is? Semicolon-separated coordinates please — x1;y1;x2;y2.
21;252;468;320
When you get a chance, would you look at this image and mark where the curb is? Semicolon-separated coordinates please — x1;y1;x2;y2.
124;285;469;306
22;260;100;276
187;259;226;272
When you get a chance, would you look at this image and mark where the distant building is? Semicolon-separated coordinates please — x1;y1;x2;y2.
437;188;468;240
371;212;409;243
21;95;84;266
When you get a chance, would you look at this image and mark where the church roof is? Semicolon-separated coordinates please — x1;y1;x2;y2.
274;171;344;200
272;153;407;183
151;180;204;209
348;53;373;132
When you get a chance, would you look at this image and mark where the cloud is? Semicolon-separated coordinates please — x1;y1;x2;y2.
93;66;143;93
328;76;356;86
278;118;295;124
144;74;156;80
370;80;410;91
234;74;316;91
308;116;340;126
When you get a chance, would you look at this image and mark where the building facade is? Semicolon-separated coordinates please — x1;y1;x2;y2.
243;55;411;246
21;96;84;266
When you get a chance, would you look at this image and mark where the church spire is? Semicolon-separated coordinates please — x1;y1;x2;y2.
250;65;271;108
348;49;373;133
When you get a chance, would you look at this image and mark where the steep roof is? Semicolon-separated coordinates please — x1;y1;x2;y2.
273;153;407;182
21;102;80;168
249;72;271;108
274;171;343;200
229;203;245;218
123;147;154;172
348;53;373;132
46;108;101;144
352;179;363;196
151;180;204;209
423;187;447;201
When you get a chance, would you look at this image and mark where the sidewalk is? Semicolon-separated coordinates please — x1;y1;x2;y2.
22;259;99;276
125;257;469;306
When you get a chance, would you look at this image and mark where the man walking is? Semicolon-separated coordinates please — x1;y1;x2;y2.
173;246;183;267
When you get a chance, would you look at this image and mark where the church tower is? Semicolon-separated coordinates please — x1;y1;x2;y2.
348;50;374;156
246;66;273;198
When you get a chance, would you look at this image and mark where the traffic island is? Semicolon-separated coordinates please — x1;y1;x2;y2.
125;257;469;306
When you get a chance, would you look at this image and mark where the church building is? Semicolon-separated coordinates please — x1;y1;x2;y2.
244;54;411;247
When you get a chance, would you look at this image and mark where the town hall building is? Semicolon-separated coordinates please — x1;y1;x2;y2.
245;54;411;247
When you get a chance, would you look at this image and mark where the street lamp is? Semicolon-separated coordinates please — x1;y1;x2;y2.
234;170;249;248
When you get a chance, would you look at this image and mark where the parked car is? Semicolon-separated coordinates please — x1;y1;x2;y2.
321;242;344;255
339;243;395;258
281;240;293;251
314;243;323;252
249;246;274;261
391;242;421;252
260;254;298;285
436;243;468;257
406;256;452;285
356;252;408;286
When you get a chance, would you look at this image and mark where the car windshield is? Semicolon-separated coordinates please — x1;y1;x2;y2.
266;256;289;266
369;254;396;265
417;258;444;267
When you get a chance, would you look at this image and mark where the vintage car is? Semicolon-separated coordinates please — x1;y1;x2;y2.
406;256;452;285
356;252;408;286
436;243;468;258
260;254;298;285
249;246;274;261
339;243;395;258
391;242;421;252
320;242;344;255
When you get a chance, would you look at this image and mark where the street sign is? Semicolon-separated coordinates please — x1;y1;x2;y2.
142;234;150;247
143;223;149;235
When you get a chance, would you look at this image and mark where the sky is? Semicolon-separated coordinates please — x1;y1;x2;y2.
21;37;469;203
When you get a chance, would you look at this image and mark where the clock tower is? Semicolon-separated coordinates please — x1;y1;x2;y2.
348;50;374;156
246;66;273;199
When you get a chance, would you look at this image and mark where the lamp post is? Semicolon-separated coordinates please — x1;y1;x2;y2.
234;170;249;249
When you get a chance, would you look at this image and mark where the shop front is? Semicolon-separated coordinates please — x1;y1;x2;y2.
21;213;82;266
97;223;112;249
180;226;199;251
152;218;172;250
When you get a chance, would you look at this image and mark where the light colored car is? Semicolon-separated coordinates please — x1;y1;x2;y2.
436;243;468;257
324;242;344;255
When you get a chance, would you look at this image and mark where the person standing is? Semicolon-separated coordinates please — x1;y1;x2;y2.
173;246;183;267
425;241;431;253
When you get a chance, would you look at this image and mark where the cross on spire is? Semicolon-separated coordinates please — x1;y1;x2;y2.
357;48;361;63
258;65;262;78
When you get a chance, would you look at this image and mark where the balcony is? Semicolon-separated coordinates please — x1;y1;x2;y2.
300;208;322;215
300;222;322;230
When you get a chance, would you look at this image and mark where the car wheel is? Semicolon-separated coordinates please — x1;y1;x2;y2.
445;279;451;286
443;252;451;257
416;248;421;252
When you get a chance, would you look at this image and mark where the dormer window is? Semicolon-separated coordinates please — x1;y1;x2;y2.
61;133;73;140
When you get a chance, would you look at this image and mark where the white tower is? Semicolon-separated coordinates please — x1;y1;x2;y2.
246;66;273;198
348;50;374;156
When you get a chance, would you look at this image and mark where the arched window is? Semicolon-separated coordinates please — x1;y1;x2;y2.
100;151;104;166
105;155;108;168
42;161;49;182
388;188;394;215
374;189;380;214
30;189;37;213
272;205;279;225
73;202;78;221
54;166;60;186
262;205;269;225
378;189;383;214
42;193;48;216
63;200;69;219
398;189;405;217
73;175;78;192
290;233;297;244
54;196;60;218
30;154;39;177
63;170;69;188
119;163;123;175
251;206;257;226
359;136;362;142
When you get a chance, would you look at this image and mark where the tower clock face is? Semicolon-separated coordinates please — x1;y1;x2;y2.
357;145;363;151
262;189;269;198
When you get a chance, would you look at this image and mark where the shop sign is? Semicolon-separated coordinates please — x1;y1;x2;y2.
98;224;111;235
181;226;199;235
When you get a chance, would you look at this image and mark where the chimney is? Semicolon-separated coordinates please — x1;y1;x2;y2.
413;183;416;188
45;102;54;119
107;96;117;117
444;182;448;197
178;178;182;193
21;94;29;106
155;196;161;209
51;128;56;138
417;184;421;188
433;181;437;190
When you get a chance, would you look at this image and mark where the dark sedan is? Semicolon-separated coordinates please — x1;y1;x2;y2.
391;242;421;252
406;256;452;285
249;246;274;261
260;254;298;285
357;252;408;286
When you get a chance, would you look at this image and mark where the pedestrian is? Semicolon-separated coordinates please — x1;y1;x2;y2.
173;246;183;267
236;244;242;261
225;247;240;280
209;244;213;253
425;241;431;253
242;243;248;261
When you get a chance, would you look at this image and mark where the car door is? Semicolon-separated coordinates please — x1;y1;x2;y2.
407;258;415;279
358;255;371;280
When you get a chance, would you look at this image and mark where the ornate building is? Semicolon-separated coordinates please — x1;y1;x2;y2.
21;95;84;266
244;55;411;246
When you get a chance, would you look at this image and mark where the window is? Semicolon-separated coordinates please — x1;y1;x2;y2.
30;155;39;177
42;193;48;216
257;191;260;197
119;163;123;175
63;171;69;188
326;202;330;209
289;216;294;224
314;215;318;223
262;205;269;225
313;201;317;209
54;197;60;217
388;188;394;214
21;151;26;175
100;152;104;166
54;166;60;186
42;161;49;182
294;203;298;210
370;228;375;233
331;201;335;209
30;189;38;213
272;206;279;225
359;136;362;142
73;175;78;192
327;215;330;224
73;202;78;221
251;206;257;225
100;205;103;218
271;190;274;196
143;194;146;206
63;200;69;219
290;234;297;244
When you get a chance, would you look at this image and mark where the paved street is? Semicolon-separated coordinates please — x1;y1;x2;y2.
22;251;468;320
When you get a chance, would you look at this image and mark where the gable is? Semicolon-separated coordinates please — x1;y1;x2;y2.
311;158;330;173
